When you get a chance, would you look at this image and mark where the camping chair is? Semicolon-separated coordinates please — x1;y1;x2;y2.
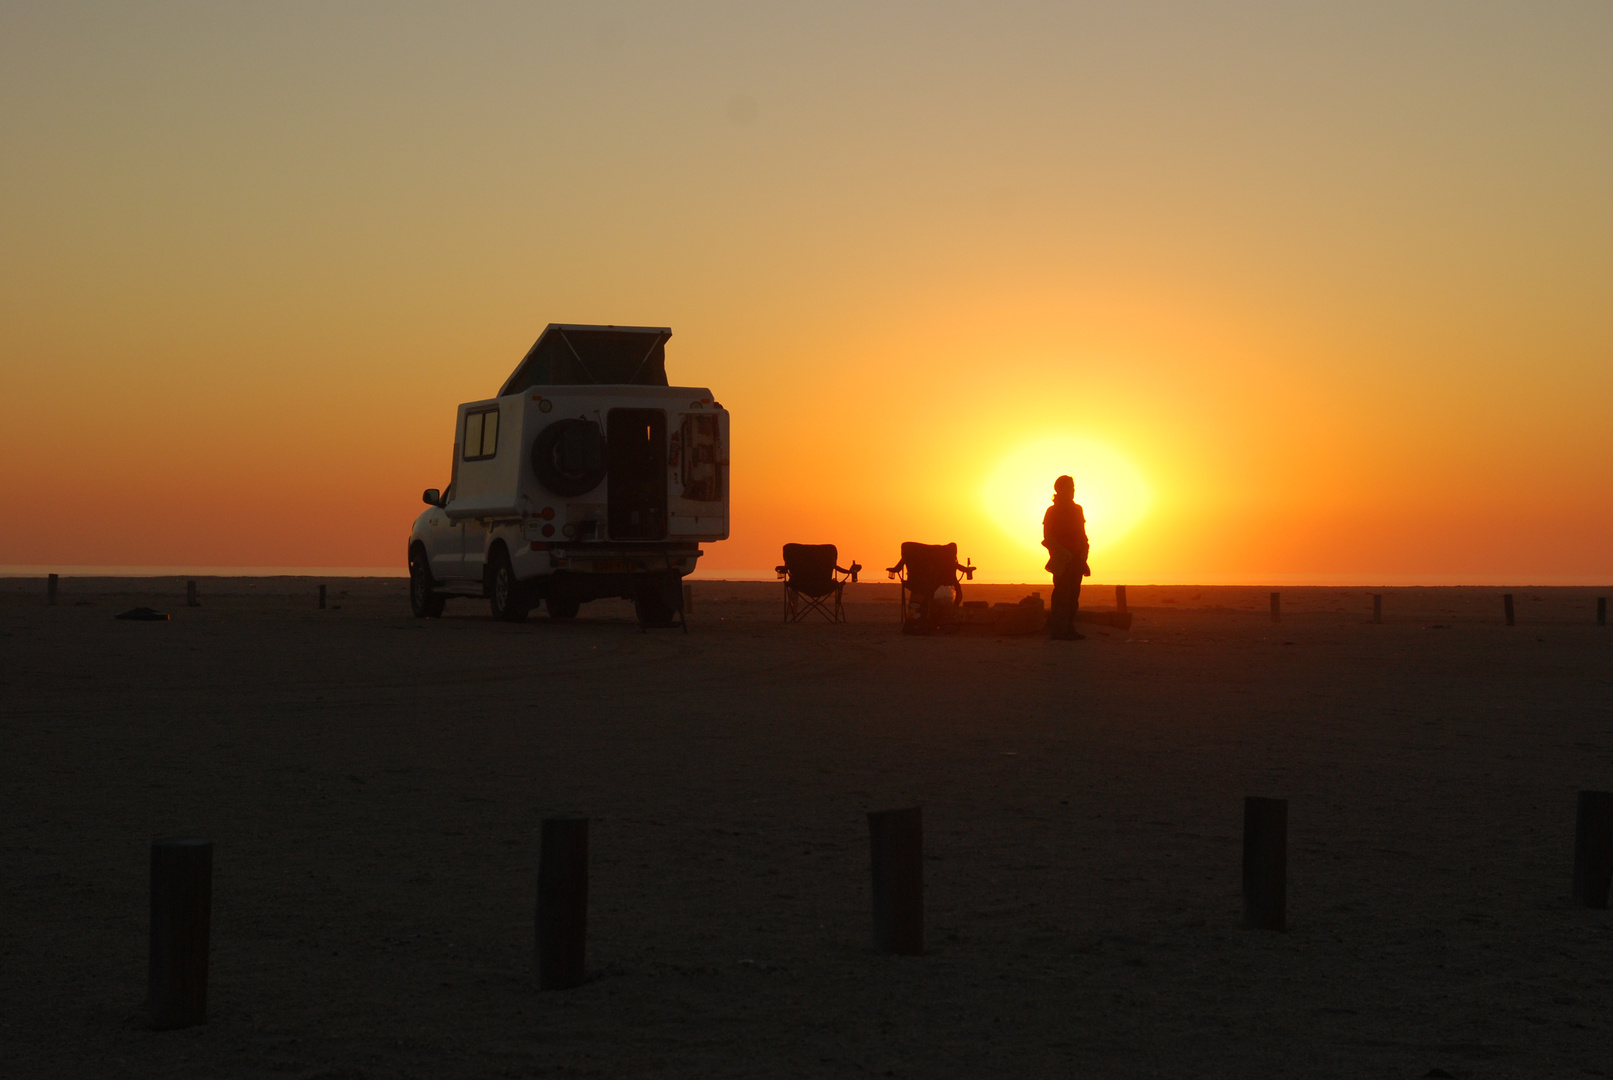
886;542;977;634
776;544;861;623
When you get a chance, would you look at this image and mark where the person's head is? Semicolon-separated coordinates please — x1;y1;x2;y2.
1053;475;1074;500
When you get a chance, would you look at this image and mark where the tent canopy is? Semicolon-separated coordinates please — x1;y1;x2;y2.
498;324;671;395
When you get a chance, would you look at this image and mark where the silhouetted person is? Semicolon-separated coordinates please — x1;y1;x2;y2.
1042;475;1090;640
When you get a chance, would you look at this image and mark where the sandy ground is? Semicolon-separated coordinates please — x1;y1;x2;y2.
2;575;1611;1079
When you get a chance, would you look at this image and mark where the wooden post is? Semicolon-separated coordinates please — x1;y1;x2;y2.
318;584;326;609
868;806;923;955
1372;594;1382;624
682;583;694;614
1572;791;1613;908
186;581;198;608
1115;585;1127;613
149;837;212;1029
535;817;588;990
1242;797;1287;931
1599;597;1607;626
1269;592;1281;623
1503;593;1515;626
47;573;58;605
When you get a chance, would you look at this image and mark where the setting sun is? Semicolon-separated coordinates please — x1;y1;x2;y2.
982;437;1151;564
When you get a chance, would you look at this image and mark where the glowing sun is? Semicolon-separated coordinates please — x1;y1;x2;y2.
983;437;1151;555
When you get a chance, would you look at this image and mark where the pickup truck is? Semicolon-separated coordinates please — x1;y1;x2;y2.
407;324;729;626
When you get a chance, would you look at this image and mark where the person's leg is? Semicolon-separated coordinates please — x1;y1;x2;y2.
1049;572;1073;636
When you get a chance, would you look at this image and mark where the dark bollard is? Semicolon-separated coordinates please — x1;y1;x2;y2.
186;580;198;608
1242;797;1287;931
1572;791;1613;908
1115;584;1128;613
318;584;327;609
47;573;58;605
149;837;213;1029
535;817;588;990
1372;593;1382;624
868;806;923;955
1269;592;1281;623
1599;597;1607;627
1503;593;1515;626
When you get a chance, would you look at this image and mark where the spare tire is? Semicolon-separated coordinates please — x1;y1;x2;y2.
531;418;607;497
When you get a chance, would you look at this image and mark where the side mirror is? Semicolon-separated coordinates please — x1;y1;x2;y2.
422;488;443;507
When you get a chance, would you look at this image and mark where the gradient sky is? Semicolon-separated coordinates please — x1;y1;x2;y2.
3;1;1610;582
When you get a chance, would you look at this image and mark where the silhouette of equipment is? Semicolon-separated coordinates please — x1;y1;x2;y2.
776;544;860;623
887;542;975;635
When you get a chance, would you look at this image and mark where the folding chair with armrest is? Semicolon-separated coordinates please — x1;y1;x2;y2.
886;541;976;634
776;543;861;623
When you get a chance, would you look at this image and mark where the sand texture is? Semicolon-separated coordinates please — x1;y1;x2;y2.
2;576;1611;1078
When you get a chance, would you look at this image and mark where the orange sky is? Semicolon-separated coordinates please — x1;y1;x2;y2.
3;2;1610;583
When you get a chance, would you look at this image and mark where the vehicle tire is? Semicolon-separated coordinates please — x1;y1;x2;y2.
546;595;581;620
488;549;529;622
633;588;677;628
409;547;447;618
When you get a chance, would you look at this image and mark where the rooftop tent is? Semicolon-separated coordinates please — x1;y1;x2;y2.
498;324;672;395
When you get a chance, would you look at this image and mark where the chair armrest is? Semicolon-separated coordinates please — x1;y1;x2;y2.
775;565;788;578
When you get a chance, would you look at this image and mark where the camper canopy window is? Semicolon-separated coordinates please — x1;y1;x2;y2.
464;409;499;460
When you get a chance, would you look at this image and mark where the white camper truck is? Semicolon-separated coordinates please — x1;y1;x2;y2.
407;324;729;627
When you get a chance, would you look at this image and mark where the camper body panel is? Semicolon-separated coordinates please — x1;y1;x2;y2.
411;384;728;597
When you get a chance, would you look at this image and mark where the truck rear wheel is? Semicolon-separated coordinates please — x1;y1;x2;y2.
488;549;528;622
409;549;446;618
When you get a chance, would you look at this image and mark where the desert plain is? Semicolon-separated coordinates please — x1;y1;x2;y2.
2;575;1611;1078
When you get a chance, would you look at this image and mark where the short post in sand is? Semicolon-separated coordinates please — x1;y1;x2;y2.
1242;797;1287;931
186;580;198;608
47;573;58;605
1372;594;1382;624
318;584;327;609
1503;593;1515;626
149;837;213;1029
1598;597;1607;627
535;817;588;990
1571;791;1613;909
868;806;923;955
1269;592;1281;623
1115;585;1128;614
682;582;694;614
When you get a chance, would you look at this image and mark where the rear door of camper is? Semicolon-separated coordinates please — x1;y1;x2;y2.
607;407;668;540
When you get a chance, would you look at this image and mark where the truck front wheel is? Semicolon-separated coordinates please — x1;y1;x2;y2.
409;549;446;618
488;550;529;622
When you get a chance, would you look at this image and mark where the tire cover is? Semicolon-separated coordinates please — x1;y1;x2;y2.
531;418;607;497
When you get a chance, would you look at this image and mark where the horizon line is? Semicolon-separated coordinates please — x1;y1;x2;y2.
2;565;1609;588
